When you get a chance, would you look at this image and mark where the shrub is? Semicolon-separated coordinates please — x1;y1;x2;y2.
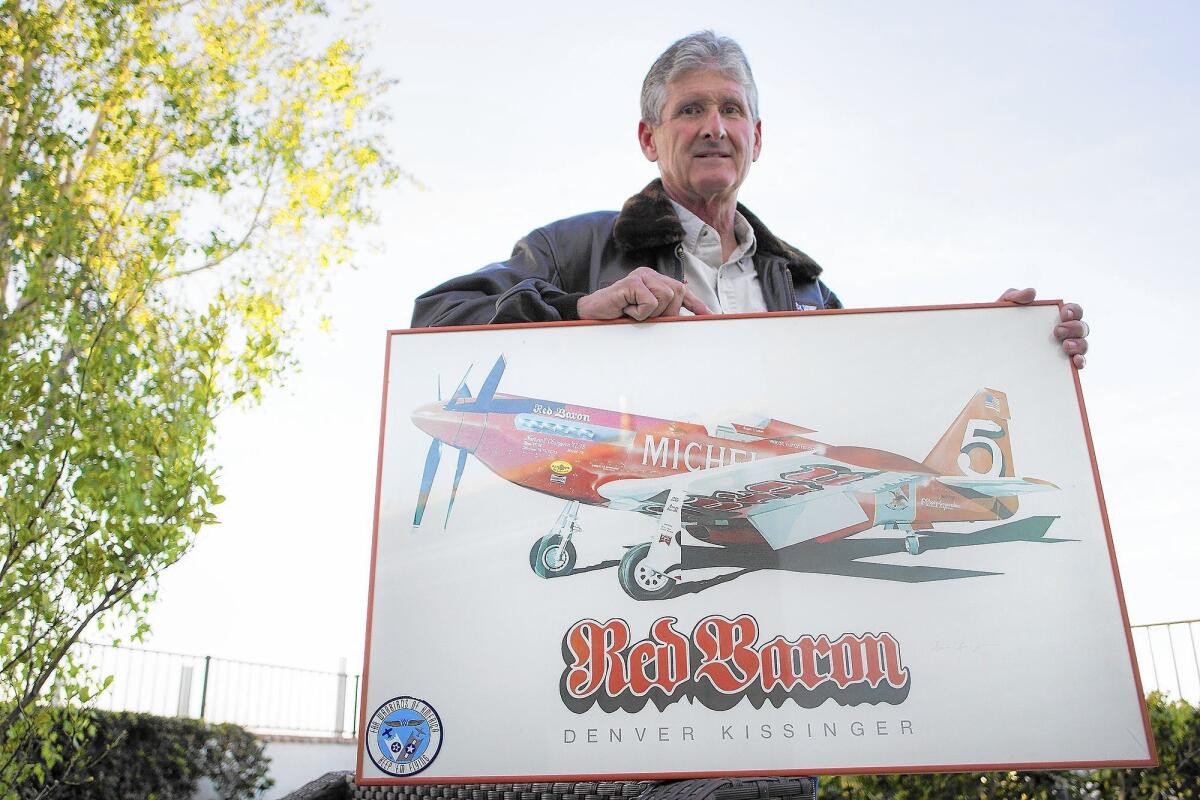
15;710;272;800
821;692;1199;799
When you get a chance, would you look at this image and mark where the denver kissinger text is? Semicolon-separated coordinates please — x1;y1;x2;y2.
560;615;911;713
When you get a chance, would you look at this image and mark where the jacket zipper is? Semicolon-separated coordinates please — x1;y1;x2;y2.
781;263;797;311
757;258;795;312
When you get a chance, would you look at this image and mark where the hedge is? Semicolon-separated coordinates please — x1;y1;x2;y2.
821;691;1200;799
15;709;272;800
14;693;1197;799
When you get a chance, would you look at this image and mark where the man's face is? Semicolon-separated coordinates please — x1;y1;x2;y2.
638;69;762;208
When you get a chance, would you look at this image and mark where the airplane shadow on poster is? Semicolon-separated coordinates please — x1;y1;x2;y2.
525;514;1073;594
678;514;1072;593
410;356;1072;601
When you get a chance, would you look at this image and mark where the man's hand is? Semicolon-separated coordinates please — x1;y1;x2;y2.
577;266;711;321
998;287;1089;369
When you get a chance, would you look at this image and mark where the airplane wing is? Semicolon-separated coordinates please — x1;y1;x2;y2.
597;450;882;508
597;451;1057;550
938;476;1058;496
598;451;932;549
599;447;1056;507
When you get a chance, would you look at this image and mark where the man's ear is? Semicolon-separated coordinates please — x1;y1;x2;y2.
752;118;762;162
637;120;659;162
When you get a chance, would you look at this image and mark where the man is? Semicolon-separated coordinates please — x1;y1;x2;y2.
411;31;1088;366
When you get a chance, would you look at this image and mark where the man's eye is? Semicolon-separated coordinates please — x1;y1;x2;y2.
681;105;701;115
722;104;743;115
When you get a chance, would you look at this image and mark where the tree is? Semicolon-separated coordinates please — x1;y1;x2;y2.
0;0;396;793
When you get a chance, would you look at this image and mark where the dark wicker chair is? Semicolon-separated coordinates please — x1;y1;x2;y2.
281;774;817;800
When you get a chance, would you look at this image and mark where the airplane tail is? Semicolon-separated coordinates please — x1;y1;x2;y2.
924;389;1019;516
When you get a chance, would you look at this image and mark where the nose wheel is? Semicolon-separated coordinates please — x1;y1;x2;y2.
529;500;580;578
530;534;577;578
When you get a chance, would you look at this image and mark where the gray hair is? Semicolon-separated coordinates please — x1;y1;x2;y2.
640;31;759;126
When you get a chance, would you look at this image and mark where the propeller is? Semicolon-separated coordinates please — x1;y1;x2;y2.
474;355;506;411
448;365;473;407
413;437;442;527
412;356;506;529
443;448;469;528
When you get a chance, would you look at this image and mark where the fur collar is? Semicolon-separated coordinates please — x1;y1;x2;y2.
612;179;822;281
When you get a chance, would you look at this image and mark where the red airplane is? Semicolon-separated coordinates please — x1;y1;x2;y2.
410;356;1057;600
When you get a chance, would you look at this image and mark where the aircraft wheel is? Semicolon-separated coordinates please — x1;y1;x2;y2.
905;534;922;556
618;543;675;601
529;534;577;578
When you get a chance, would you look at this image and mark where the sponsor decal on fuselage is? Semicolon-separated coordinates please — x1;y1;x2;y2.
548;459;573;485
642;434;757;472
919;498;960;511
534;403;590;423
560;615;910;713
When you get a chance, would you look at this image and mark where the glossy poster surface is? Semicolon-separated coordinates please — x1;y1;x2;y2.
357;304;1153;783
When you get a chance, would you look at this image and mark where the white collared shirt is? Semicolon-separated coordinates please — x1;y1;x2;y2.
669;200;767;314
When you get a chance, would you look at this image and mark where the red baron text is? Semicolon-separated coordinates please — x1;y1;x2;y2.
561;615;910;711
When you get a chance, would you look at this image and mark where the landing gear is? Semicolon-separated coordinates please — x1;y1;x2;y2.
618;488;687;601
618;543;676;601
529;501;580;578
530;534;577;577
885;520;923;556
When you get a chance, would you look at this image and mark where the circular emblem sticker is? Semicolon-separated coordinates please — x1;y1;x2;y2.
366;696;443;777
550;460;572;475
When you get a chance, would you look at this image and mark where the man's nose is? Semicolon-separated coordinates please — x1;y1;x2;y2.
700;108;726;139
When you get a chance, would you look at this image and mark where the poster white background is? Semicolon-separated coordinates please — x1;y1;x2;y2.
359;304;1151;781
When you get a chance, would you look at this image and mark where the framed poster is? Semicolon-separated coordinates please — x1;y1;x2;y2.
356;302;1154;784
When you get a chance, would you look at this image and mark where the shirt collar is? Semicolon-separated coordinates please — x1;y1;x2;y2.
669;200;757;263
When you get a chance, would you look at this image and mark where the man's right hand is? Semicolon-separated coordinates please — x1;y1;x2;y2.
576;267;711;321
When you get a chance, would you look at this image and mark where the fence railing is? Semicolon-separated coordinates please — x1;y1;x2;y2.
73;620;1197;737
76;641;361;738
1130;619;1200;705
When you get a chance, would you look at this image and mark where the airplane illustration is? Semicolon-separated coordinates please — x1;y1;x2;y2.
410;356;1057;601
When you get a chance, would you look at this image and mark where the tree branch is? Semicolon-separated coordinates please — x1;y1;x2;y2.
163;156;276;280
0;41;41;196
0;578;133;733
0;517;96;619
5;552;157;726
58;101;109;202
79;130;162;267
58;21;135;201
6;251;170;606
0;599;70;678
0;43;44;316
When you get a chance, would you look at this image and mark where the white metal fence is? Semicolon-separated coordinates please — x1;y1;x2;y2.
76;641;360;737
73;620;1196;737
1130;618;1200;705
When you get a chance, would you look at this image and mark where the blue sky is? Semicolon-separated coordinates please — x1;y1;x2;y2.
139;1;1199;674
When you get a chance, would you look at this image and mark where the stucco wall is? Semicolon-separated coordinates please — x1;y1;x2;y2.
195;736;356;799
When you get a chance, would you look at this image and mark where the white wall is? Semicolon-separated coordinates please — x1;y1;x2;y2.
263;739;356;799
195;737;357;800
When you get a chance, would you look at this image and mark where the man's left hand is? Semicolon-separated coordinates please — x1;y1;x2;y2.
998;288;1088;369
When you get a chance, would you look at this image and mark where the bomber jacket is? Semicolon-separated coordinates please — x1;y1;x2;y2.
410;179;841;328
